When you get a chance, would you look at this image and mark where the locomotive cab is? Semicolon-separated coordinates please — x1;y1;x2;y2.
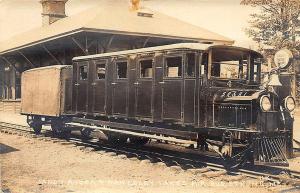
202;46;295;166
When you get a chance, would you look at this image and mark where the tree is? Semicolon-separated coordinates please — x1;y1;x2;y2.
241;0;300;54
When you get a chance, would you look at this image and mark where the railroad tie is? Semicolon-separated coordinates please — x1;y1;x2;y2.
76;146;86;150
169;165;183;173
30;134;37;138
42;138;52;142
52;139;64;143
187;167;211;175
140;159;151;165
128;157;138;161
7;131;13;134
220;174;246;182
59;141;74;145
84;147;95;152
278;177;300;186
105;152;117;156
202;170;227;178
96;150;106;155
117;154;127;159
154;162;167;168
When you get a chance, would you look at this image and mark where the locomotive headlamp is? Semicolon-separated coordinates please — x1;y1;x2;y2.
284;96;295;112
260;95;271;112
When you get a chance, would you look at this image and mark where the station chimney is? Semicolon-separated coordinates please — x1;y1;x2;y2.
40;0;68;26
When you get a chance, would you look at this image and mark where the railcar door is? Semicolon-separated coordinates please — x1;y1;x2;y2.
135;56;154;118
112;58;128;116
75;61;89;113
162;54;184;121
183;53;197;124
87;59;107;114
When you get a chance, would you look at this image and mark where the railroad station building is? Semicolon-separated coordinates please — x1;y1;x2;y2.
0;0;233;113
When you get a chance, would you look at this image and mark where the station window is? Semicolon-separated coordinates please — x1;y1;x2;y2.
165;56;182;78
79;65;88;80
186;53;196;77
15;71;21;99
96;63;106;80
116;61;127;79
140;59;153;78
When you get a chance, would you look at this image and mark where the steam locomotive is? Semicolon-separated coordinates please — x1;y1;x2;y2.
21;43;295;168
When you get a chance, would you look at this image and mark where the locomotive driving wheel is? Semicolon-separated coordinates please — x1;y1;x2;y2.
80;128;92;139
106;132;128;146
129;137;149;146
51;119;71;138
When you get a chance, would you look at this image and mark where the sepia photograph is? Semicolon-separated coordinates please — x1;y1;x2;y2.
0;0;300;192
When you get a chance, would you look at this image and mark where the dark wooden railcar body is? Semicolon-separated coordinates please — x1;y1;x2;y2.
22;43;295;166
70;43;294;165
71;43;267;133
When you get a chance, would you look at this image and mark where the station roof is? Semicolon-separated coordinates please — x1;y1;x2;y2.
0;1;234;55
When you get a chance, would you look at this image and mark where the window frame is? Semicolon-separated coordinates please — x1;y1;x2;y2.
78;61;89;81
209;49;251;81
115;59;128;80
185;52;196;78
163;54;184;79
138;57;154;79
94;60;107;81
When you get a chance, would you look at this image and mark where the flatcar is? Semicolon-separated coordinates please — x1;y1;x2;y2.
21;43;295;168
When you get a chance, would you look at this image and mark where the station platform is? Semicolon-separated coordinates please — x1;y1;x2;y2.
0;111;27;126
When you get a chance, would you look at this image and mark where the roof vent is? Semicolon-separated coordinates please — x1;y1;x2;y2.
137;9;153;18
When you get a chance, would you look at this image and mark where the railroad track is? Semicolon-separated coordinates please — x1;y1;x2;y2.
1;121;300;190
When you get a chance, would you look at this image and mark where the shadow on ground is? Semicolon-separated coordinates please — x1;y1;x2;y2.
0;143;19;154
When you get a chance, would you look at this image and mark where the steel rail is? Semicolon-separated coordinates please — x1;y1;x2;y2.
1;121;300;186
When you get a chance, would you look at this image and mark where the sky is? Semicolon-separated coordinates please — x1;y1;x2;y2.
0;0;258;49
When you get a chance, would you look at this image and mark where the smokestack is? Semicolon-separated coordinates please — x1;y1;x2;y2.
40;0;68;26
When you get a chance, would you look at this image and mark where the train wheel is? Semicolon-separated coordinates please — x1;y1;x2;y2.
80;128;92;139
107;133;127;146
32;123;42;135
51;119;70;138
27;116;42;135
129;137;149;146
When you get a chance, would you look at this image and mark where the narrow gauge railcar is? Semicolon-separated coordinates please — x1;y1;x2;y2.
22;43;295;167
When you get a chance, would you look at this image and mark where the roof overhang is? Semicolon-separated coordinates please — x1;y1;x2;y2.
0;28;233;55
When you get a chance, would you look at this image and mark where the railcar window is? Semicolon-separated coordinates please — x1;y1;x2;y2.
140;59;153;78
211;60;248;79
254;59;261;82
96;63;106;80
79;65;88;80
211;49;248;79
165;56;182;78
116;61;127;79
186;53;195;77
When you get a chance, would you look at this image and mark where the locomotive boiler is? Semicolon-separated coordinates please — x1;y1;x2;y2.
21;43;295;168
